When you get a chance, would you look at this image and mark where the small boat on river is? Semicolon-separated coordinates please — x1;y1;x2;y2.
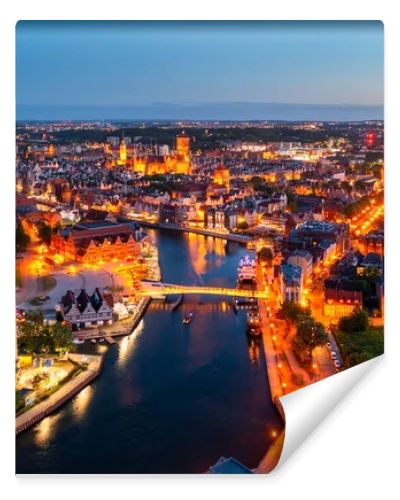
183;313;194;325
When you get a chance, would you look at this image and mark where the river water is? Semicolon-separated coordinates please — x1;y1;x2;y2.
16;229;283;474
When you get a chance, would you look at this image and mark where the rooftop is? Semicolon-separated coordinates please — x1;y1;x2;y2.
281;263;302;285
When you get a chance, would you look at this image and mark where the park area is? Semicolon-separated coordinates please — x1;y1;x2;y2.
335;326;384;368
16;355;89;414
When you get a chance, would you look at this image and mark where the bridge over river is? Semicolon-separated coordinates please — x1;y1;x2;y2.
140;281;268;299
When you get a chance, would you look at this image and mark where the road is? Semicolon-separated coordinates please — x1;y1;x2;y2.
257;262;338;395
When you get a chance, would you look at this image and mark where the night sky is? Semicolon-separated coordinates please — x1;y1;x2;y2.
16;21;384;121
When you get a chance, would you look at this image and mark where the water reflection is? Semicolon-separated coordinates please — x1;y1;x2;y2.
117;319;144;368
186;232;227;277
34;412;62;446
247;337;262;368
72;385;93;420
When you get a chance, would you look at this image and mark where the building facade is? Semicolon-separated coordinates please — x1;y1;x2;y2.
279;263;303;304
61;288;113;328
51;222;141;263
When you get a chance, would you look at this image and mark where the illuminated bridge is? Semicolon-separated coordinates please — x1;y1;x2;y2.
140;281;268;299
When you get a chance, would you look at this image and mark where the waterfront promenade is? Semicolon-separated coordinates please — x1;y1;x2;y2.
16;354;103;435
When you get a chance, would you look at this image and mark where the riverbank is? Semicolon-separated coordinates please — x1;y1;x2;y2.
16;354;103;435
255;396;286;473
74;296;151;341
125;217;251;243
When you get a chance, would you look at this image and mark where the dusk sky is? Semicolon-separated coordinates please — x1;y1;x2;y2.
16;21;384;121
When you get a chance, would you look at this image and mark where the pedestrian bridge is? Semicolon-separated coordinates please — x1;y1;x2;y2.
140;281;268;299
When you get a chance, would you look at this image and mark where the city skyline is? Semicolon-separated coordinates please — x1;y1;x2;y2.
16;21;383;121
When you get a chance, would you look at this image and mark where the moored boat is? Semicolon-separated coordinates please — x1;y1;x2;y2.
73;338;85;345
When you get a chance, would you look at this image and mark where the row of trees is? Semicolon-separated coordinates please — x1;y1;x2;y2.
342;192;383;219
279;301;328;365
18;310;74;358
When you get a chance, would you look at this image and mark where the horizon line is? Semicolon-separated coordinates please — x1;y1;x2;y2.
17;102;384;122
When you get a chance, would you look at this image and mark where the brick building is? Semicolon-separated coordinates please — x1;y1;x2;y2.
51;221;141;263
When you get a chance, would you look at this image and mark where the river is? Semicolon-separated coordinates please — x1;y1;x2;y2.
16;229;283;474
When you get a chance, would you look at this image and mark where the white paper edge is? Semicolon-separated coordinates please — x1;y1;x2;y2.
273;355;383;473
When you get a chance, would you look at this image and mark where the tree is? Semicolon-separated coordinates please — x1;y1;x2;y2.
341;181;353;195
17;311;74;360
257;247;273;266
37;221;52;246
32;374;44;390
18;310;44;340
237;220;249;230
285;191;297;212
354;180;366;192
250;176;273;196
338;308;369;333
292;319;328;359
16;223;30;251
280;301;311;325
52;322;74;356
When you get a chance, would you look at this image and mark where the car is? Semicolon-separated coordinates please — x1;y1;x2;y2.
330;351;337;360
334;360;341;369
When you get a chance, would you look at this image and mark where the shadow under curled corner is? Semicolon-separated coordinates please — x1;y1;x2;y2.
259;355;384;475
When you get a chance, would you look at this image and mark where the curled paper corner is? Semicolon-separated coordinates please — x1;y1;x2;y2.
256;355;383;475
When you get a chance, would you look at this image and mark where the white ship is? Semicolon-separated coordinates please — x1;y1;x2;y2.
237;255;256;284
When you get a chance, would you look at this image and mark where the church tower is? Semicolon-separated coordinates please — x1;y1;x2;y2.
176;132;190;157
119;137;127;164
213;163;230;192
175;132;190;174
